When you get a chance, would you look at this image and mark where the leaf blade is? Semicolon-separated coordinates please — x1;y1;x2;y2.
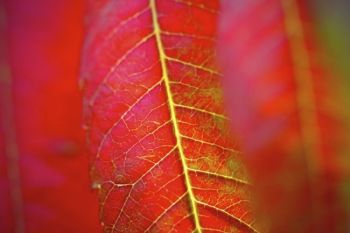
82;0;259;232
218;0;350;232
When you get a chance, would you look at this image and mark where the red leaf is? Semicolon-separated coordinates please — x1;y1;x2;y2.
0;0;101;232
82;0;261;232
218;0;350;232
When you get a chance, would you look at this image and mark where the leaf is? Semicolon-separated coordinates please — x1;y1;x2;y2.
81;0;260;232
0;0;101;232
218;0;350;232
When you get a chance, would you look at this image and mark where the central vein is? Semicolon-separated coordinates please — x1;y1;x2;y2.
150;0;202;232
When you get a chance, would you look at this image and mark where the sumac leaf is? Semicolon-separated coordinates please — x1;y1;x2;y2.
81;0;260;232
218;0;350;232
0;0;101;232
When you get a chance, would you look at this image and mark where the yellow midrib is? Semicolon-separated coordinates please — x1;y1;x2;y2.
281;0;321;173
149;0;202;232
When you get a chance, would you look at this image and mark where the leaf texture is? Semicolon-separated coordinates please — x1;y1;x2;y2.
0;0;101;232
218;0;350;232
81;0;259;232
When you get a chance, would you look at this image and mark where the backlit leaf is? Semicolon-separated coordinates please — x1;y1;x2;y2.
81;0;260;232
218;0;350;232
0;0;101;232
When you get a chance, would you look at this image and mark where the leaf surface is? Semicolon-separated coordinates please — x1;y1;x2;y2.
82;0;259;232
0;0;101;232
218;0;350;232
